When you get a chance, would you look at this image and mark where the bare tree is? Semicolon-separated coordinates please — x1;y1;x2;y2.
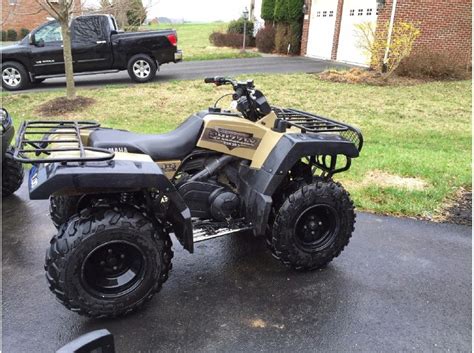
35;0;80;100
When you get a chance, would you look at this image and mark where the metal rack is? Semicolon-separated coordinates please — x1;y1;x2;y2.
14;120;115;164
272;107;363;151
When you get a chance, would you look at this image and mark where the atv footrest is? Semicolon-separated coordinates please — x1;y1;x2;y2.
14;120;115;164
192;219;251;242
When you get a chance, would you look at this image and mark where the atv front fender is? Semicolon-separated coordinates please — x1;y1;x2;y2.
240;133;360;235
29;160;194;252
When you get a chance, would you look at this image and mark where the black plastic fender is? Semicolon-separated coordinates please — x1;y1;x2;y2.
28;159;194;252
239;133;360;235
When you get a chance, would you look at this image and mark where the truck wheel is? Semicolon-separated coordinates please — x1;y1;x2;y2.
271;180;355;271
2;147;24;197
49;195;81;228
127;54;157;83
45;206;173;318
1;61;29;91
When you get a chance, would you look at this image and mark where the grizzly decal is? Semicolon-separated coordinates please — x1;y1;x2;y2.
202;127;261;150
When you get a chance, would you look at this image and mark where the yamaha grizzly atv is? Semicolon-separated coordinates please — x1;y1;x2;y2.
2;108;24;196
14;77;363;318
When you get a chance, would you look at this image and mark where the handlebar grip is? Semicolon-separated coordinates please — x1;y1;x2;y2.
204;77;215;83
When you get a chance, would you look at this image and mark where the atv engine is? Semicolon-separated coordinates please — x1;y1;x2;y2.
177;180;240;221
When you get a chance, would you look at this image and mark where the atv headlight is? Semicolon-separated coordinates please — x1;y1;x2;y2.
1;108;12;132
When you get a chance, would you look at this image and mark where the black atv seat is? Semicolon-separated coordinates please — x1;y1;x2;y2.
89;115;204;161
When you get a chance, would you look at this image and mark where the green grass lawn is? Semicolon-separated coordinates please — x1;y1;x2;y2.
145;22;261;61
2;74;471;220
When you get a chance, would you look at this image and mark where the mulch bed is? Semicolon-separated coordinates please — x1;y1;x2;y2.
318;68;429;86
36;96;95;116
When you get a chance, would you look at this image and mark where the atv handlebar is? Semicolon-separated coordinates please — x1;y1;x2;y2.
205;76;270;121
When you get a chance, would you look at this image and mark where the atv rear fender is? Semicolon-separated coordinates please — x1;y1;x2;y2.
28;159;194;252
239;133;361;236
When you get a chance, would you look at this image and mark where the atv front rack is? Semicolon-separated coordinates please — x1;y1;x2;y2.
14;120;115;163
272;107;363;151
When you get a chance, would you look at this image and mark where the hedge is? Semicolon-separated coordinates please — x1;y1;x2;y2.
6;29;17;41
261;0;276;21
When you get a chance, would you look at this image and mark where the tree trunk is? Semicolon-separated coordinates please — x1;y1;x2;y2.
60;21;76;100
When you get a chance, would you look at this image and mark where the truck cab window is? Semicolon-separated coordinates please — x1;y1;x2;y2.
72;17;105;44
34;21;62;43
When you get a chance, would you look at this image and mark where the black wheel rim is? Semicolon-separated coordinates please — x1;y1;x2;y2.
294;204;339;252
82;240;146;298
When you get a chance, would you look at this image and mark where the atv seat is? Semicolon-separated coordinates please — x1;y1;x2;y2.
89;114;203;161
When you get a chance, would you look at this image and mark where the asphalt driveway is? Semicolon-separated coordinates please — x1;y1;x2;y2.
2;181;471;352
13;56;350;93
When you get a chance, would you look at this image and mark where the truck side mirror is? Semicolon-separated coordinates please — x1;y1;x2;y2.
30;33;45;47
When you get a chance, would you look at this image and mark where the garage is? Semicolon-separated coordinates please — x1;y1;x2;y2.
305;0;338;60
336;0;379;65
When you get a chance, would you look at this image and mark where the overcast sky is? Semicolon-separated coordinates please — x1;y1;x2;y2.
147;0;251;22
85;0;251;22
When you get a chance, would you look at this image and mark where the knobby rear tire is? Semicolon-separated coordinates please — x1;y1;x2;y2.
45;206;173;318
49;195;81;228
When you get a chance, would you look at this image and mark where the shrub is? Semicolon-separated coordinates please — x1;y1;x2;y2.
256;26;276;53
6;29;17;41
0;31;6;42
261;0;276;21
287;21;302;54
288;0;304;22
274;23;289;53
397;51;471;80
20;28;30;38
209;32;255;48
274;0;289;22
355;21;420;79
227;18;254;38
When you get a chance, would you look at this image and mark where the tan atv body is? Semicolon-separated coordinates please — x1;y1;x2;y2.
13;77;363;319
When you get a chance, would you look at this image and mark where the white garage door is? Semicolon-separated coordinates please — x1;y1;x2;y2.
337;0;379;66
306;0;338;60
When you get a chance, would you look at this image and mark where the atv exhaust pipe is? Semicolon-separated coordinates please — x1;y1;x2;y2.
189;155;235;182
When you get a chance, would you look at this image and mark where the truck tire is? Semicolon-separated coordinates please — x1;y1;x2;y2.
271;180;355;271
1;61;29;91
45;206;173;318
2;147;24;197
127;54;157;83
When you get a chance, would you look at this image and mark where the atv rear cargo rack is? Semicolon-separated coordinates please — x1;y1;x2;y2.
14;120;115;164
272;107;363;151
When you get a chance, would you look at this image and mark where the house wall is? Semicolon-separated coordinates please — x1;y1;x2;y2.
376;0;472;65
2;0;83;33
300;0;472;65
330;0;344;59
300;0;312;56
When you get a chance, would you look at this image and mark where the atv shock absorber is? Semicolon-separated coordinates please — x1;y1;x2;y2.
188;155;235;182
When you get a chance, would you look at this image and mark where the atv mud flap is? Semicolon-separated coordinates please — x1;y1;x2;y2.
28;160;194;252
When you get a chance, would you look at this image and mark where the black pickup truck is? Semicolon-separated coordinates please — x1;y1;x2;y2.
1;14;182;91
